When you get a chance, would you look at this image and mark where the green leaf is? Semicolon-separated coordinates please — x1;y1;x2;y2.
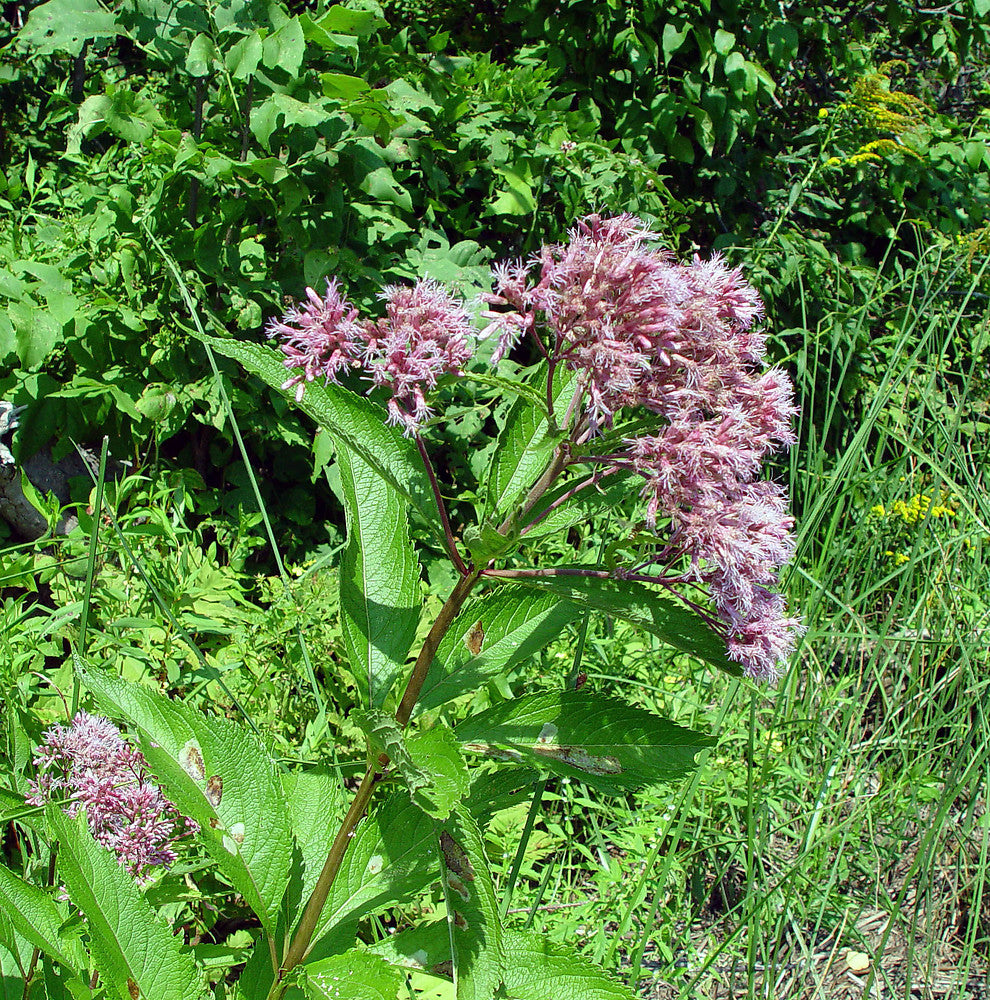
491;572;741;675
0;862;85;971
713;28;735;55
520;471;639;542
201;336;441;537
485;368;577;521
226;29;263;80
262;16;305;77
436;806;504;1000
320;72;371;100
48;809;205;1000
491;166;536;216
80;665;293;938
336;442;420;708
455;691;713;793
766;22;798;67
3;300;61;368
311;794;436;949
351;143;412;211
67;90;167;152
303;951;403;999
185;33;217;76
661;21;689;65
282;769;346;918
418;590;580;714
318;5;386;36
502;930;635;1000
407;724;470;820
17;0;119;56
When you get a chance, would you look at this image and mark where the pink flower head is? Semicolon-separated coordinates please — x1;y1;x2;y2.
266;279;365;401
362;278;475;435
27;712;190;881
486;213;801;680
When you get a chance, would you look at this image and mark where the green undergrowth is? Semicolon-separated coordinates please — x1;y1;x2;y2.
1;239;987;998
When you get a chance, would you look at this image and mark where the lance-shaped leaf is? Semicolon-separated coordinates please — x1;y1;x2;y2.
491;572;742;675
368;927;637;1000
48;809;205;1000
520;471;639;542
201;336;440;536
365;917;449;972
303;951;404;1000
282;769;346;920
485;368;578;520
437;806;504;1000
455;691;713;794
80;665;292;937
417;590;581;714
502;930;636;1000
336;443;421;708
0;862;85;973
310;794;436;951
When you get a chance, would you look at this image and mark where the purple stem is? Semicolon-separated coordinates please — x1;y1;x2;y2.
415;433;469;577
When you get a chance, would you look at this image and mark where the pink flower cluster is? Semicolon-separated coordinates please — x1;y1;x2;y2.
485;214;803;681
27;712;189;880
267;278;473;435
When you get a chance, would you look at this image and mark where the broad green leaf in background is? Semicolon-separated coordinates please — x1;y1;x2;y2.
226;29;263;80
485;368;578;521
303;950;404;1000
336;443;420;708
17;0;120;56
455;690;713;794
0;863;85;972
417;590;580;714
492;572;741;675
202;336;441;538
501;931;636;1000
81;665;293;937
310;794;436;950
48;809;205;1000
317;4;386;36
262;16;306;77
490;165;536;216
436;806;504;1000
185;33;217;76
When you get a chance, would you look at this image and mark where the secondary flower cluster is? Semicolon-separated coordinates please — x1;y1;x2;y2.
484;214;803;681
27;712;189;880
267;277;474;434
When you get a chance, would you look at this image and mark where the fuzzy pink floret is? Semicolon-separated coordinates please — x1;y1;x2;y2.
268;278;475;434
266;279;365;402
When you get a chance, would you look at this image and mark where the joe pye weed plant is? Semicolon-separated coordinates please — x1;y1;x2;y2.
3;215;802;999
